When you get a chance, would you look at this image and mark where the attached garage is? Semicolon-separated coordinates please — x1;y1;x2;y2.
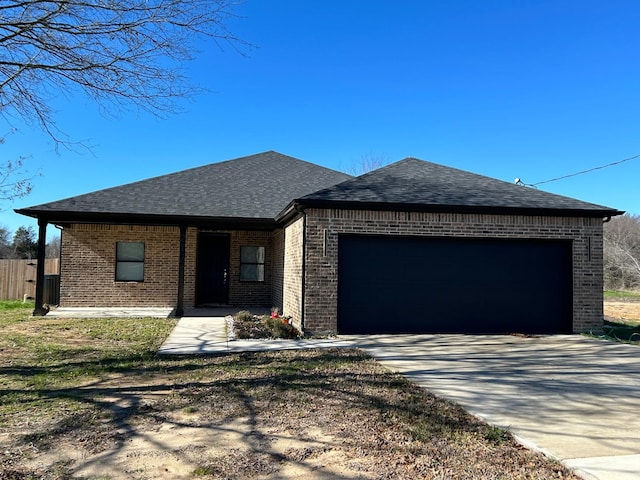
291;157;621;335
337;234;573;334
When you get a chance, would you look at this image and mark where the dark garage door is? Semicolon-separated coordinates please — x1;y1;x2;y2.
337;235;572;334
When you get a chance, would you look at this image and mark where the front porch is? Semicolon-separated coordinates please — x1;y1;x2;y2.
44;306;271;319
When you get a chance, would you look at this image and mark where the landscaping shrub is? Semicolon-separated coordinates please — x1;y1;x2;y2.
265;315;300;339
235;310;253;322
233;311;301;339
233;312;271;339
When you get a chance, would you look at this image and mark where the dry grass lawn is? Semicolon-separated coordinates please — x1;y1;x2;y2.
0;303;581;480
604;298;640;325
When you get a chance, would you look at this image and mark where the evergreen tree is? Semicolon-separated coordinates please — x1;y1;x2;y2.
0;225;11;258
12;226;38;259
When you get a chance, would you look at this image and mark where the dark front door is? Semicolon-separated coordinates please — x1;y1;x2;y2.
196;233;230;305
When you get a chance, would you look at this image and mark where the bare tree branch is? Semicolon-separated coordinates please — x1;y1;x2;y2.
0;0;246;204
0;0;248;138
0;131;39;204
347;152;390;176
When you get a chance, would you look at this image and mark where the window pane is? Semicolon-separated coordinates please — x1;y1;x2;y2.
241;246;264;263
117;242;144;261
240;264;264;282
116;262;144;281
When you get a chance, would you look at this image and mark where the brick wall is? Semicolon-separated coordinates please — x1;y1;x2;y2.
184;227;198;307
301;209;604;334
61;224;277;309
227;230;273;306
60;224;183;307
283;216;304;330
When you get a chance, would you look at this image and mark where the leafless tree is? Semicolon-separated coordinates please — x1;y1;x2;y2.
1;128;39;202
0;1;245;203
1;154;35;203
347;152;390;176
0;0;245;137
46;234;60;258
604;214;640;290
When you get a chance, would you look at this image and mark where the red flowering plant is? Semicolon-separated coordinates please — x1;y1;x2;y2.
270;307;293;325
266;307;299;338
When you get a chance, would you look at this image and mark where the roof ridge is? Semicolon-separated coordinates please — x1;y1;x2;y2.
298;156;621;216
16;151;353;221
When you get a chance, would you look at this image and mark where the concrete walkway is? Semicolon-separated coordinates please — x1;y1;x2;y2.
46;307;175;318
158;316;640;480
157;314;354;355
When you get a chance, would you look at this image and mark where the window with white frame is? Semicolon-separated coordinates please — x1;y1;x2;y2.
240;246;265;282
115;242;145;281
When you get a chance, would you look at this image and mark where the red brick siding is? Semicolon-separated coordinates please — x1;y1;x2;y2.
283;216;304;331
227;230;273;306
60;224;182;307
302;209;604;334
183;228;198;307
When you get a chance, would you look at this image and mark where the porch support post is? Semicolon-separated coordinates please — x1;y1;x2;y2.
175;224;187;317
33;218;48;316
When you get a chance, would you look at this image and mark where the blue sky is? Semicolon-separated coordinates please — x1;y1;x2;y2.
2;0;639;236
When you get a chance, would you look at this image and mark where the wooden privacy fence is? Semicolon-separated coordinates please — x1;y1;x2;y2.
0;259;60;301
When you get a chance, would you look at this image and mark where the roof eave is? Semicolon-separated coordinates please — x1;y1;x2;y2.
292;199;625;218
274;200;303;224
14;209;278;230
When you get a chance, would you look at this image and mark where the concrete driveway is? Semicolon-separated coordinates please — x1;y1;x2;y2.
349;334;640;480
159;317;639;479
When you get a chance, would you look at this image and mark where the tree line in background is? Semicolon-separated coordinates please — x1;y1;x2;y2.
0;225;59;259
604;213;640;291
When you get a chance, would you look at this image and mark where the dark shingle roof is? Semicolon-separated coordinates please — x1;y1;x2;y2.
296;157;622;217
18;153;621;224
17;151;353;224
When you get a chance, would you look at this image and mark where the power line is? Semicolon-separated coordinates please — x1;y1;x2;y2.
531;153;640;187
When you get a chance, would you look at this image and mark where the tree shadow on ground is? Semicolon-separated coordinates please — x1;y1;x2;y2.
1;348;527;479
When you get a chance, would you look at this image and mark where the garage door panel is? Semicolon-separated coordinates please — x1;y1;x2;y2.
337;235;572;334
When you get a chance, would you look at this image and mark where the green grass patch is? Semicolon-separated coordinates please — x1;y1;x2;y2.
193;466;216;476
602;320;640;344
0;301;33;328
0;300;34;310
604;290;640;300
0;309;178;425
485;425;511;445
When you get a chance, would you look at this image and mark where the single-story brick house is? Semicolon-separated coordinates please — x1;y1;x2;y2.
17;151;622;335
